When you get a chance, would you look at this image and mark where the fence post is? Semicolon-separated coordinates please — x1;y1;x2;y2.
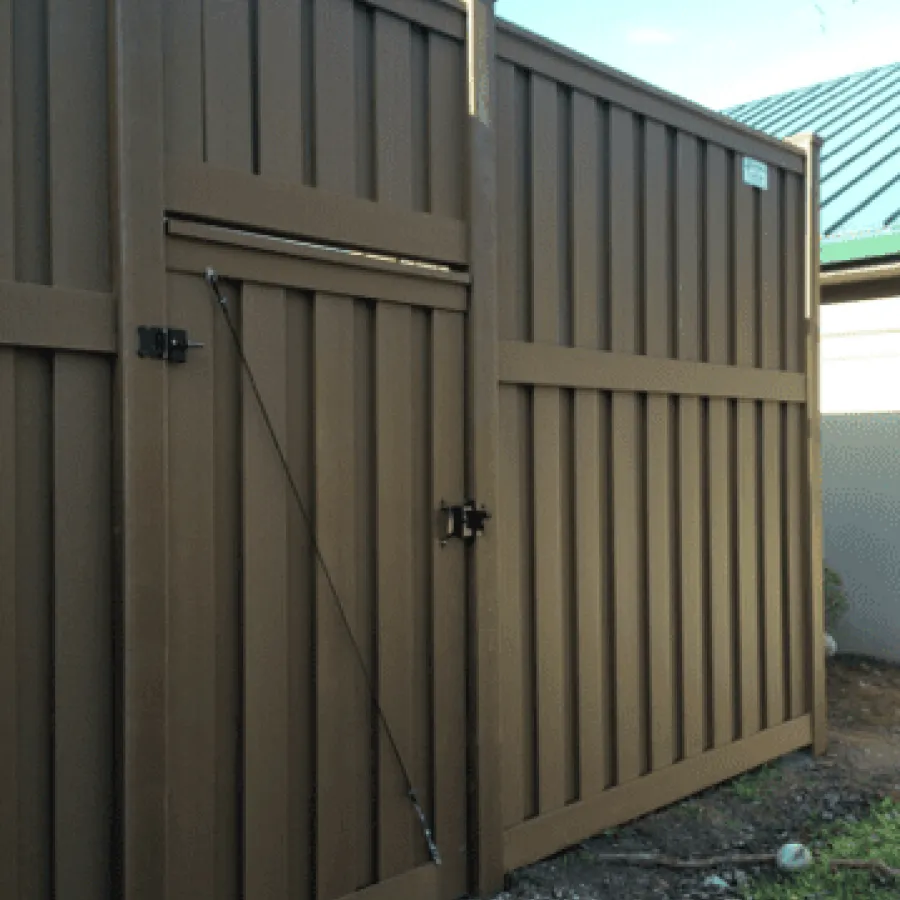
466;0;504;895
786;132;826;756
110;0;169;896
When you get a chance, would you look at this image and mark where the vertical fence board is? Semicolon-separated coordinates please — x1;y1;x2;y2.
0;0;13;275
15;353;53;900
707;400;733;747
557;91;574;347
354;4;375;201
574;390;605;797
213;285;241;900
783;176;801;373
410;29;428;213
429;35;464;219
13;0;50;283
785;406;806;718
431;311;468;894
609;105;642;783
643;121;670;358
705;147;728;365
733;157;762;739
163;0;203;159
497;62;529;342
760;175;780;370
646;394;674;770
285;292;314;900
533;387;566;812
675;133;704;758
376;302;417;879
243;285;291;900
0;350;18;898
499;386;535;826
572;92;599;350
315;294;371;898
410;310;432;858
644;120;674;772
679;398;704;758
763;402;785;727
736;401;761;738
733;163;756;368
531;76;559;345
375;11;413;208
47;0;109;290
676;134;700;361
203;0;253;170
703;144;734;747
166;275;218;900
315;0;355;192
53;355;112;900
258;0;303;180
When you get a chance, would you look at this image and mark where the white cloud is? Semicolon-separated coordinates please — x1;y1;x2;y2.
626;27;677;46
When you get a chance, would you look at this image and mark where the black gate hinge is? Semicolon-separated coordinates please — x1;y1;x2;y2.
439;500;492;547
137;326;204;364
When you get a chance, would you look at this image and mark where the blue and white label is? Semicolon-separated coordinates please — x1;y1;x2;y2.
742;157;768;190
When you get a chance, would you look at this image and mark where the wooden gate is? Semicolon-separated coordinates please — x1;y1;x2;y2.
158;222;470;900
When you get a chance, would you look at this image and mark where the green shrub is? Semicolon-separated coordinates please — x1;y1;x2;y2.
824;565;848;630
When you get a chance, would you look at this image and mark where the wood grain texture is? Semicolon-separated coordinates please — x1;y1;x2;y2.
533;387;567;811
431;310;468;895
499;385;536;828
708;399;734;747
315;294;373;897
571;92;601;350
574;389;607;798
0;350;18;898
53;355;113;900
375;302;418;879
15;353;53;900
162;0;202;159
242;284;292;900
258;0;303;180
48;0;110;291
0;0;13;276
203;0;252;170
531;75;560;344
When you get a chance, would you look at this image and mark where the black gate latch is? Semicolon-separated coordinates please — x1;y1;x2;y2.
137;326;204;364
439;500;491;547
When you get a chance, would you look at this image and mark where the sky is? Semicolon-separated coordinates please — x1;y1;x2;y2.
495;0;900;111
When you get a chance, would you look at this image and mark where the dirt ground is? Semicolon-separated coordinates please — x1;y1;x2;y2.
494;656;900;900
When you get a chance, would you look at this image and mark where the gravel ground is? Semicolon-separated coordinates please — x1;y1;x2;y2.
489;656;900;900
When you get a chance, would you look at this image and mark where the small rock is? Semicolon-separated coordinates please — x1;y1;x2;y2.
776;842;813;871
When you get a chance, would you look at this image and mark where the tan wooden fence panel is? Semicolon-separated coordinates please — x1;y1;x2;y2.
162;0;468;263
0;1;116;896
495;20;817;871
0;348;115;900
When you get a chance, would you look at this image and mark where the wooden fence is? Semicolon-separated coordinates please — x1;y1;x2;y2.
0;0;823;898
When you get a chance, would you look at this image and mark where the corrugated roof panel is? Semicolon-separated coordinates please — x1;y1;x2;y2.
725;63;900;264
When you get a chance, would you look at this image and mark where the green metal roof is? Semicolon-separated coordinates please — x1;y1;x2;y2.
724;63;900;267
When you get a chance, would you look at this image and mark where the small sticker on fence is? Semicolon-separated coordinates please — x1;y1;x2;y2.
743;157;768;190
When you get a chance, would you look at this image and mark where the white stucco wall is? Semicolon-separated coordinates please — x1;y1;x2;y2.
821;296;900;662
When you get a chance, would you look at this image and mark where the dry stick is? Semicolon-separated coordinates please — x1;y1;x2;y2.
582;851;776;869
830;859;900;879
